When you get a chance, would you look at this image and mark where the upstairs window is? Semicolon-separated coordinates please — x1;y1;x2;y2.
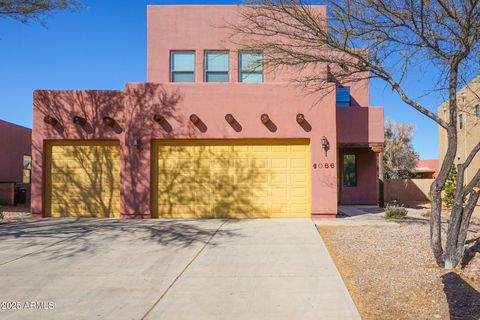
205;51;229;82
170;51;195;82
475;104;479;117
336;87;351;107
239;52;263;83
23;155;31;184
459;114;463;129
343;154;357;187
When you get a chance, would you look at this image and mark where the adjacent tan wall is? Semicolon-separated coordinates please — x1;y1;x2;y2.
384;179;434;203
438;76;480;184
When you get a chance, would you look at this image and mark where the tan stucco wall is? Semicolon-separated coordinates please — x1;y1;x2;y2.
438;76;480;183
384;179;434;203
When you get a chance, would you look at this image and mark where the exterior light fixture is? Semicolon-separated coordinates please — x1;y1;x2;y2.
43;115;58;126
260;114;270;124
296;113;305;124
321;136;329;149
73;116;86;126
153;114;165;124
225;114;235;124
103;116;115;127
190;114;200;125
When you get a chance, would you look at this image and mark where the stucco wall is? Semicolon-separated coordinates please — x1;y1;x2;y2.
0;119;32;204
146;5;371;107
32;82;340;218
384;179;434;203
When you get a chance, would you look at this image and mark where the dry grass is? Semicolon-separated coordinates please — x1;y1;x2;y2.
318;222;480;320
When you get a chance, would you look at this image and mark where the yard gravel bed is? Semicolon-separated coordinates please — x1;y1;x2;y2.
318;221;480;320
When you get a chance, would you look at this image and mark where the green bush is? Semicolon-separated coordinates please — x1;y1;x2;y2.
385;204;408;219
442;165;457;208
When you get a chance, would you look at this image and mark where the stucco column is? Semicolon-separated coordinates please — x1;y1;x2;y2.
378;151;385;207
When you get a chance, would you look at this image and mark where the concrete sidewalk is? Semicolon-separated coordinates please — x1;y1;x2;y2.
0;218;359;320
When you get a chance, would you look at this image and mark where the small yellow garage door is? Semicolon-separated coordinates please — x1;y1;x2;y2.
152;139;310;218
45;141;121;218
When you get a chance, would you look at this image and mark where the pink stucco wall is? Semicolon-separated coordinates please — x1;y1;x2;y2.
31;5;384;218
0;119;32;205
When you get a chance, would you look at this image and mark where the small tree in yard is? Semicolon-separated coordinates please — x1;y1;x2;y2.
384;119;419;179
231;0;480;269
0;0;78;23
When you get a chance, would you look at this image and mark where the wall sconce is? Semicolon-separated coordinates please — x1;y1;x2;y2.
225;114;235;124
153;114;165;124
296;113;305;124
103;116;115;127
260;114;270;124
43;115;58;126
321;136;329;149
133;137;141;149
190;114;200;125
73;116;86;126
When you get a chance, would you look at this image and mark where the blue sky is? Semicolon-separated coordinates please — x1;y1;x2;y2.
0;0;443;159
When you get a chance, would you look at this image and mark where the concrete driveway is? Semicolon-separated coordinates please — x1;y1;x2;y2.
0;218;359;320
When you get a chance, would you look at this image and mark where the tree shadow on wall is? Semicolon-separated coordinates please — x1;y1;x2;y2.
153;144;272;219
442;272;480;319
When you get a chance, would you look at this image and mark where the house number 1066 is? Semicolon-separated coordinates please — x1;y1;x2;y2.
313;163;335;169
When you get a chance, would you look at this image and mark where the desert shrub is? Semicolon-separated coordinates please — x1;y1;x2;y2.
385;204;408;219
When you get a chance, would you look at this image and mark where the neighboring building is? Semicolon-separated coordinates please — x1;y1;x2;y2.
438;76;480;184
415;159;439;179
0;119;32;206
31;5;384;219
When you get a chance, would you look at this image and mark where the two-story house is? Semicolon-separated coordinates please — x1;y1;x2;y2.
31;5;384;219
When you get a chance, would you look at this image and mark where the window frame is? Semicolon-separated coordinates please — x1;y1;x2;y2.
238;51;264;83
459;113;463;129
343;154;357;187
336;87;351;107
475;104;479;117
204;50;229;83
23;155;32;184
170;51;196;83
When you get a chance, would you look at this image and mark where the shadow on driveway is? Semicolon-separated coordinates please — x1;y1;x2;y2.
0;218;242;262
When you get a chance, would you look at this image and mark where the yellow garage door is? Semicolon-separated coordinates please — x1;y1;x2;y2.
152;139;310;218
45;141;120;218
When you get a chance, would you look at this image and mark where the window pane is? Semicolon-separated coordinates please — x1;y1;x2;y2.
23;155;32;170
240;52;263;72
206;72;229;82
343;154;356;187
23;169;31;184
336;87;350;107
240;72;263;83
206;52;228;71
171;52;195;71
475;105;479;117
459;114;463;129
172;72;195;83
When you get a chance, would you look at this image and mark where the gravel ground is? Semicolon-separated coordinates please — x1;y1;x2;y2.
318;220;480;320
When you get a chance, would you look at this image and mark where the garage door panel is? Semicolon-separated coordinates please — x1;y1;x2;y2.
153;139;309;218
47;141;120;218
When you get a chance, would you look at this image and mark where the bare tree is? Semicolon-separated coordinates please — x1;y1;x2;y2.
384;119;418;179
230;0;480;268
0;0;79;23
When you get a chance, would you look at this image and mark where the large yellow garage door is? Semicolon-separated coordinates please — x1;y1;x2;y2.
45;141;120;218
152;139;310;218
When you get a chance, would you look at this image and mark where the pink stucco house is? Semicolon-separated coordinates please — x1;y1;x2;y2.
0;119;32;206
31;5;384;219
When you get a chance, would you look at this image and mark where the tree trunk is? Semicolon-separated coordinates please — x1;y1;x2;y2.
444;191;480;268
430;187;445;266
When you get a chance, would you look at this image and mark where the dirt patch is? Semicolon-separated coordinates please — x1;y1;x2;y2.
318;222;480;320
